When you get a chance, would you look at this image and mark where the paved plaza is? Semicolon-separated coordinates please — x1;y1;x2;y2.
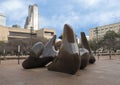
0;56;120;85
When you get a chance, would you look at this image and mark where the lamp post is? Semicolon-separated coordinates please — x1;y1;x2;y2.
0;54;1;64
18;45;20;64
3;49;6;60
30;27;34;46
95;27;99;59
30;27;34;39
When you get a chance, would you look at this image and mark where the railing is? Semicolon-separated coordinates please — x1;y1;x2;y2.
96;52;120;56
95;52;120;60
0;55;28;64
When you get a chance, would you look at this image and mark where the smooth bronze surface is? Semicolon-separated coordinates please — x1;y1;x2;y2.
47;24;80;74
40;35;58;58
30;42;44;57
79;48;89;69
89;54;96;64
22;35;58;69
81;32;96;64
22;56;54;69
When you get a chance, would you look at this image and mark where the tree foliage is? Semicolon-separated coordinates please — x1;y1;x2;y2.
89;30;120;53
0;37;48;55
101;30;119;50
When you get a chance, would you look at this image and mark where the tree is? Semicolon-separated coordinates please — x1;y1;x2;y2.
89;39;97;52
0;37;48;55
102;30;118;50
98;30;119;59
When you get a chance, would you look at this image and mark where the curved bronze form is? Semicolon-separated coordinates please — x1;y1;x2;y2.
30;42;44;57
22;56;54;69
47;24;80;74
79;48;89;69
81;32;96;64
22;35;58;69
40;35;58;58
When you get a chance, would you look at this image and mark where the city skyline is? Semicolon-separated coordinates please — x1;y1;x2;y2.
0;0;120;37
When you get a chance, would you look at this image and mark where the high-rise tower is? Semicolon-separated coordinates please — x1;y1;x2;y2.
24;4;39;30
0;13;6;26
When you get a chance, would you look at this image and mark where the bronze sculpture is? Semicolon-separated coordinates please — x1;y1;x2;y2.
81;32;96;64
22;35;58;69
40;35;58;58
22;24;96;75
79;48;89;69
47;24;80;74
30;42;44;57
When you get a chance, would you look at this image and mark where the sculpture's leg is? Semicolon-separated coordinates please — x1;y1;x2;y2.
22;42;44;69
81;32;96;64
22;35;58;69
47;24;80;75
79;48;89;69
89;54;96;64
22;56;54;69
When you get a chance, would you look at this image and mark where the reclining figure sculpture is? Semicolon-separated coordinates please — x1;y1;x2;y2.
22;24;95;75
47;24;80;74
81;32;96;64
22;35;58;69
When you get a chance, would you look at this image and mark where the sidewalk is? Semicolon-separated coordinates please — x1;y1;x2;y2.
0;56;120;85
0;55;28;60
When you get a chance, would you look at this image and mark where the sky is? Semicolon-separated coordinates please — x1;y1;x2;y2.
0;0;120;37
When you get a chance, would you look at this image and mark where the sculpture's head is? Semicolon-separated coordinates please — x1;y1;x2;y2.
30;42;44;57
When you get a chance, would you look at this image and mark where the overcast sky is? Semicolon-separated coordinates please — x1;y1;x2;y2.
0;0;120;37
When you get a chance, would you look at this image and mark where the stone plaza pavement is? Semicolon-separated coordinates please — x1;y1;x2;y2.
0;56;120;85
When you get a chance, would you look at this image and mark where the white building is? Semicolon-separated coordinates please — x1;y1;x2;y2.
0;13;6;26
24;4;40;30
89;22;120;40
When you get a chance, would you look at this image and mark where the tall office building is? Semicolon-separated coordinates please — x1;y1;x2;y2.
24;4;40;30
0;13;6;26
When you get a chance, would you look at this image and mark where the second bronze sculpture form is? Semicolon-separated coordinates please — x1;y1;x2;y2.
22;24;96;75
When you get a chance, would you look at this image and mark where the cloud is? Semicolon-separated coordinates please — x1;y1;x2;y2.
0;0;34;27
40;11;82;35
77;0;102;7
1;0;120;36
40;0;120;36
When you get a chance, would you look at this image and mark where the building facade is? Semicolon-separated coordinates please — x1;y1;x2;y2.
89;22;120;40
36;28;56;39
0;13;6;26
0;4;56;42
24;4;39;30
0;26;8;42
0;26;56;42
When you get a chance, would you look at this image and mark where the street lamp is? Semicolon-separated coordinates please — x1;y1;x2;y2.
30;27;34;39
17;45;20;64
95;27;99;59
30;27;34;46
95;27;98;44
